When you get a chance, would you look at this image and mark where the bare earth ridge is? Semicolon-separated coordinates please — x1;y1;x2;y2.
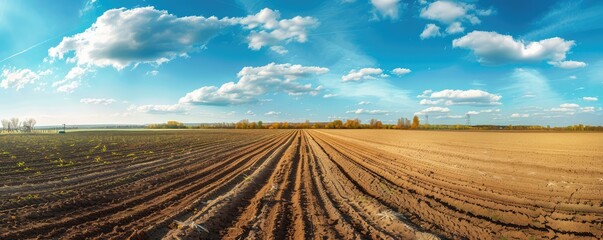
0;129;601;239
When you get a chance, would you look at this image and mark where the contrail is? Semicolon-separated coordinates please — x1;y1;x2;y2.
0;36;57;63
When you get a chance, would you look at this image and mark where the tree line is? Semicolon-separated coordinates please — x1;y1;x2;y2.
1;118;37;133
148;117;603;131
232;116;421;129
147;121;236;129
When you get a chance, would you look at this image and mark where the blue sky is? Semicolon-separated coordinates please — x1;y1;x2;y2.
1;0;602;126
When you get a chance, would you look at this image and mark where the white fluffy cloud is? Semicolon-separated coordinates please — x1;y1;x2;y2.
342;68;385;82
480;109;500;113
1;68;50;90
421;1;468;23
417;89;433;98
446;22;464;34
420;24;441;39
342;67;410;81
179;63;328;105
511;113;529;118
548;60;587;69
419;1;492;38
560;103;579;108
80;98;116;105
346;109;389;115
419;99;444;105
323;93;338;98
370;0;402;20
265;111;281;116
392;67;411;76
421;1;478;23
56;81;80;93
583;97;598;102
49;7;317;71
49;7;237;70
270;46;288;55
414;106;450;115
453;31;583;66
52;66;90;93
435;115;465;119
358;101;372;105
421;89;502;106
131;104;189;114
548;103;595;114
466;111;479;115
240;8;318;50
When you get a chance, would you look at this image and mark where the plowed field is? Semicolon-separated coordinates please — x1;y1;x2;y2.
1;130;601;239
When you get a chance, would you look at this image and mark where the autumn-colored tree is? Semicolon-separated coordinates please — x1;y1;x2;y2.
270;122;280;129
396;117;411;129
258;121;263;129
411;116;420;129
332;120;343;129
148;120;187;129
369;118;383;129
300;120;311;129
235;119;249;129
344;119;360;129
166;121;185;129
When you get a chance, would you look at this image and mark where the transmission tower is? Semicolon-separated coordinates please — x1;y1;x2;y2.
466;114;471;126
425;114;429;125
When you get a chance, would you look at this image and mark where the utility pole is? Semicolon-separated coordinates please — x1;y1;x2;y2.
425;114;429;125
466;114;471;126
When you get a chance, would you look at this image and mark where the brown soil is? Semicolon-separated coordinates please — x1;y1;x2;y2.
0;129;601;239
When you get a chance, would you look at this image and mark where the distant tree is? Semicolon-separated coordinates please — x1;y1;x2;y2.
166;121;185;128
344;119;360;129
257;121;263;129
21;118;36;132
9;118;20;132
1;119;9;132
332;120;343;129
370;119;377;128
300;120;311;129
369;118;383;129
148;121;187;129
235;119;249;129
411;116;420;129
248;122;257;129
270;122;280;129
